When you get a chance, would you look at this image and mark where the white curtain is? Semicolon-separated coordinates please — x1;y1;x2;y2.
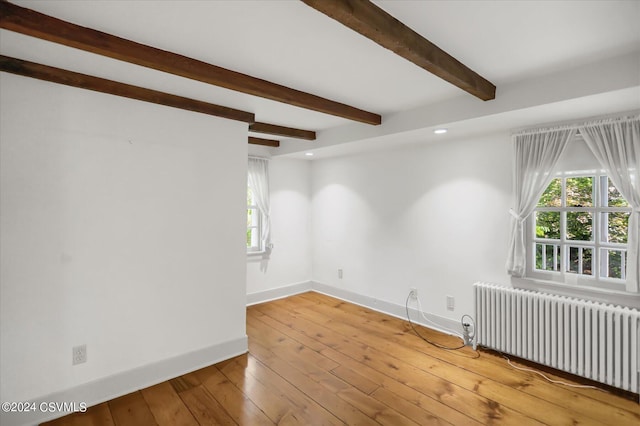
248;157;271;250
506;128;576;277
579;116;640;293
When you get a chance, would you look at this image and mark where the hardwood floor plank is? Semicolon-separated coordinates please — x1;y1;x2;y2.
177;385;236;425
247;324;350;392
218;354;338;425
370;387;453;426
40;402;115;426
329;365;380;395
108;392;158;426
258;299;551;425
335;387;421;426
192;364;274;426
248;332;386;425
217;355;296;424
250;303;483;426
44;292;640;426
242;352;344;425
247;317;340;373
293;300;611;426
169;372;201;394
247;312;464;425
247;313;356;388
299;292;640;425
140;382;199;426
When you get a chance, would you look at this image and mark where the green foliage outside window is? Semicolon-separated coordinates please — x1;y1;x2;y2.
534;176;629;279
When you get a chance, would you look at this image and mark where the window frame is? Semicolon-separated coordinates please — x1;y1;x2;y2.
525;170;631;292
247;184;264;254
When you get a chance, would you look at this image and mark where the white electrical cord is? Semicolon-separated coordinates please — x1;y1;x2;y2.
412;292;464;339
410;289;602;391
461;314;475;346
499;352;604;391
405;294;466;350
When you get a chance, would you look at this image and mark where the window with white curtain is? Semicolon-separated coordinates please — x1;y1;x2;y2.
247;184;262;252
507;114;639;295
247;157;271;254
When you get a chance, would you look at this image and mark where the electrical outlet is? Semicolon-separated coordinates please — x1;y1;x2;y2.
337;268;343;279
72;344;87;365
409;287;418;298
446;296;455;311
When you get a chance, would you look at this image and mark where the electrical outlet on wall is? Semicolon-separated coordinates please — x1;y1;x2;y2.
72;344;87;365
446;296;455;311
337;268;343;279
409;287;418;298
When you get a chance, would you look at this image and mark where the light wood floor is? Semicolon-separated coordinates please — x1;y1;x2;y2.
43;291;639;425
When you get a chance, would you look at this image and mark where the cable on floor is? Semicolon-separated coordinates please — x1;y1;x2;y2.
498;351;606;391
405;293;468;351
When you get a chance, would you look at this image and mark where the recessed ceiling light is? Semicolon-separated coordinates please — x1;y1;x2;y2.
434;128;448;134
305;152;314;156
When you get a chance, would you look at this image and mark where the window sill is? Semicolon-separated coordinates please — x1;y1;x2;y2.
512;276;640;309
247;247;273;261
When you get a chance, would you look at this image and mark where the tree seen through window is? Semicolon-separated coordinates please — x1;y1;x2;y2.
534;175;629;281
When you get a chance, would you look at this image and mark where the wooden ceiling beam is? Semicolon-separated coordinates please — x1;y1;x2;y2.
0;0;381;125
301;0;496;101
249;136;280;147
249;122;316;140
0;55;255;123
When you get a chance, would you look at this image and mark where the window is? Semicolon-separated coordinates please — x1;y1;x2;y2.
247;185;262;252
247;157;270;254
528;172;631;290
509;116;639;296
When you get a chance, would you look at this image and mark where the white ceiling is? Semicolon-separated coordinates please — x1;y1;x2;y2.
1;0;639;159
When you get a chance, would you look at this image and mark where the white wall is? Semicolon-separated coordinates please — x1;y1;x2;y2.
246;157;312;300
310;134;513;322
0;74;248;411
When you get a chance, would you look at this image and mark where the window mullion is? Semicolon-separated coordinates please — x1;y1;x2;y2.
560;177;567;275
594;174;602;280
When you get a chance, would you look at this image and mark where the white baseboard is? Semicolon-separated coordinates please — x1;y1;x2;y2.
246;281;312;306
4;281;462;426
247;280;463;338
310;281;463;338
1;336;248;426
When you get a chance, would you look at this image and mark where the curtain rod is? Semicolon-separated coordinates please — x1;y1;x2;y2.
248;155;270;161
512;111;640;137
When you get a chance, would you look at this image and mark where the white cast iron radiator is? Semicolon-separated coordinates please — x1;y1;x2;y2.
473;282;640;393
